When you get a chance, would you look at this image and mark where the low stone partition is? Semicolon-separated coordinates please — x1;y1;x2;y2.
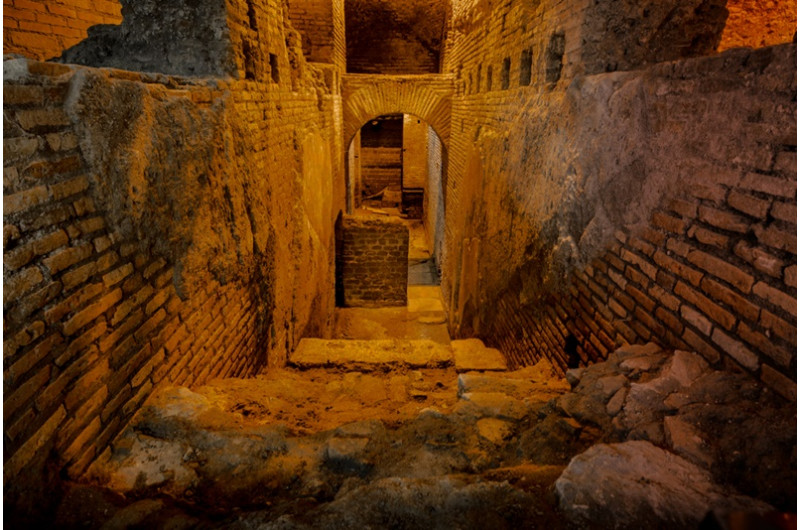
336;215;409;307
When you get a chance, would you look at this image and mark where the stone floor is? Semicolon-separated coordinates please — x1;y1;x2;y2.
49;342;795;529
332;286;450;344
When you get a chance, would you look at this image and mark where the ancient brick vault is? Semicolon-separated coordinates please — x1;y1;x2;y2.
2;0;797;528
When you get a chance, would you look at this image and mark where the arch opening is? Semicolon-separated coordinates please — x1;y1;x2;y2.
344;113;447;286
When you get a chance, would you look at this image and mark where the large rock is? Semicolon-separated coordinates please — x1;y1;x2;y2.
555;441;773;529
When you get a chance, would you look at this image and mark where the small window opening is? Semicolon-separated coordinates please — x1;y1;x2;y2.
519;48;532;86
243;41;256;80
501;57;510;90
546;32;566;84
270;53;280;83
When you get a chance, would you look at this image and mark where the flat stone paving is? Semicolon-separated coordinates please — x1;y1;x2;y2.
333;285;450;343
452;338;509;372
291;338;453;369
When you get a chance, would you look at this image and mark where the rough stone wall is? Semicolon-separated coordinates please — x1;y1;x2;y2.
718;0;797;51
402;115;430;189
3;0;342;514
288;0;346;70
336;215;409;307
442;0;796;399
345;0;449;74
3;0;122;61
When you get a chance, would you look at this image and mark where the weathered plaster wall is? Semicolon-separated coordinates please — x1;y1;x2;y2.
442;0;796;399
403;115;430;189
3;0;343;517
424;126;446;271
3;0;122;61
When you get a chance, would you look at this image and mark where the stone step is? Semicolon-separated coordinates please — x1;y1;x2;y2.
290;338;454;370
451;338;508;372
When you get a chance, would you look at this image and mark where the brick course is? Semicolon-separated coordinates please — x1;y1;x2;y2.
3;0;122;61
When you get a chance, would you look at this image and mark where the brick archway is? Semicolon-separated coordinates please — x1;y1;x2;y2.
342;74;455;149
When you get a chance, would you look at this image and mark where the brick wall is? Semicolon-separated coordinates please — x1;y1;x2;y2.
288;0;346;69
3;1;342;510
3;0;122;61
345;0;448;74
336;215;409;306
360;147;402;196
441;0;796;400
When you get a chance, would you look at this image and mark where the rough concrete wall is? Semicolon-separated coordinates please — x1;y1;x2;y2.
719;0;797;51
3;6;342;513
345;0;448;74
442;0;796;399
287;0;346;70
336;215;409;307
403;115;430;189
3;0;122;61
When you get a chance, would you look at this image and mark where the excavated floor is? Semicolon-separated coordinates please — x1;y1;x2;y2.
52;342;795;529
48;216;795;528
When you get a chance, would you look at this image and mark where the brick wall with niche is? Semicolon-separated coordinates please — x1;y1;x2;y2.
441;0;796;400
3;0;343;519
336;215;409;307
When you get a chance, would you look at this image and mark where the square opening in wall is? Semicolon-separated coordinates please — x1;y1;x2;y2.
520;48;532;86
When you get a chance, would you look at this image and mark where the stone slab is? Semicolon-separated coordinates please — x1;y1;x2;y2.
451;338;508;372
291;338;453;370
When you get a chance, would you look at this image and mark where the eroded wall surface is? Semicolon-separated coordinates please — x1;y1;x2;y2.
3;0;344;515
442;0;797;399
719;0;797;51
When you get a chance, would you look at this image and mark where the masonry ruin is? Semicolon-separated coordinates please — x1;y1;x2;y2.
3;0;797;527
